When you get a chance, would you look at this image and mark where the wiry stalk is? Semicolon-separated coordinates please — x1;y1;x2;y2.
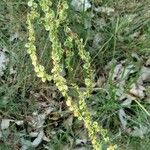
26;0;116;149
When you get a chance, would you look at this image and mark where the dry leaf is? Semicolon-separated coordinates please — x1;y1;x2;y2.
43;145;53;150
71;0;91;12
92;33;103;48
32;130;44;147
76;139;87;145
44;107;53;116
138;67;150;84
30;107;53;129
129;126;150;138
29;131;50;143
63;115;73;129
118;109;127;130
112;63;135;82
146;58;150;66
94;6;114;15
94;18;106;29
129;31;140;40
20;138;32;150
73;147;87;150
32;113;46;128
120;94;135;107
29;132;39;137
129;83;145;99
43;135;50;142
131;52;141;61
84;18;92;29
21;107;53;149
112;63;123;81
1;119;14;130
14;120;24;126
96;76;106;87
9;67;17;75
0;51;9;76
9;32;19;42
0;130;3;138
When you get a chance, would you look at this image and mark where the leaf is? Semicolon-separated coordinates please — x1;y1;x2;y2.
27;131;50;147
112;63;123;81
120;94;135;107
96;76;106;87
0;51;9;76
75;128;88;146
30;112;45;128
1;119;14;130
20;138;32;150
129;83;145;99
118;109;127;130
29;107;53;129
129;126;150;138
21;107;53;149
43;145;53;150
31;130;44;147
44;106;53;116
71;0;91;12
112;63;135;82
73;147;89;150
0;130;2;138
131;52;141;61
138;67;150;84
94;6;115;16
75;139;87;145
14;120;24;126
63;115;73;129
84;18;92;29
146;58;150;66
43;134;50;142
92;33;102;48
9;32;19;42
29;132;39;137
73;148;87;150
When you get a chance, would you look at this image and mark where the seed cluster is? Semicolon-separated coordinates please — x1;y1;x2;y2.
26;0;116;149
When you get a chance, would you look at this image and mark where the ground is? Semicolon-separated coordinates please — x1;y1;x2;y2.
0;0;150;150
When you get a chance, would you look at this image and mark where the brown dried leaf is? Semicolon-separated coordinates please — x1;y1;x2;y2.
118;109;127;130
1;119;14;130
129;83;146;99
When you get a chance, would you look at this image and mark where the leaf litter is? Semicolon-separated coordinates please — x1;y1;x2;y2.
0;50;9;76
106;54;150;137
21;106;53;149
71;0;91;12
0;105;53;149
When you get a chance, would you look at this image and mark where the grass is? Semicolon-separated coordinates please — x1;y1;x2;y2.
0;0;150;149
